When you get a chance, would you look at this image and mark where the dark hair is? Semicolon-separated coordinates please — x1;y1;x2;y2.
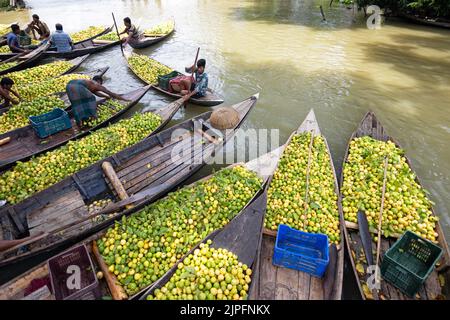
1;77;14;86
11;24;20;32
32;14;39;19
124;17;131;24
93;75;103;83
197;59;206;68
55;23;63;31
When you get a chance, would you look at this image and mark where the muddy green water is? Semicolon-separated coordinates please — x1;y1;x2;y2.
0;0;449;297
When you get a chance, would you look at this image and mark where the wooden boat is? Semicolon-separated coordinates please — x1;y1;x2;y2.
72;26;113;45
0;94;259;276
128;23;175;49
124;51;224;107
140;166;270;300
250;109;344;300
0;129;265;300
399;12;450;29
42;38;120;60
1;67;155;172
0;55;90;116
0;42;51;75
341;111;450;300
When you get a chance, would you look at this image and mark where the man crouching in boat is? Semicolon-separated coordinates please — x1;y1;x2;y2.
0;77;21;111
120;17;142;47
65;76;126;127
169;58;208;99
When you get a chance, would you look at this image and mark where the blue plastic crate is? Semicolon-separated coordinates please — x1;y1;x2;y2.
273;224;329;277
29;108;72;139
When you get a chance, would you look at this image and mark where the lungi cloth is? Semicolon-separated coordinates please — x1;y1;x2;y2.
66;79;97;123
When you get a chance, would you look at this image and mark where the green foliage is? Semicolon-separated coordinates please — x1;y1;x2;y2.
355;0;450;18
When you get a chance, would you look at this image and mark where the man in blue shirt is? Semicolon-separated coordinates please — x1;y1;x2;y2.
49;23;73;53
7;24;29;53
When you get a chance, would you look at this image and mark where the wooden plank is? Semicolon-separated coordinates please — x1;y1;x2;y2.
297;269;311;299
28;191;85;231
126;142;214;195
120;131;198;184
30;204;88;235
258;236;277;300
424;270;441;300
0;264;49;300
117;131;192;177
274;267;299;300
309;276;324;300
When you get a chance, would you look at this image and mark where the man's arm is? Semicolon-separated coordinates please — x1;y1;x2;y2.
10;88;21;101
91;83;127;101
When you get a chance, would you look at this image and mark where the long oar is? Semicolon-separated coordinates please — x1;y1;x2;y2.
112;12;124;56
374;156;389;289
358;209;374;267
184;47;200;108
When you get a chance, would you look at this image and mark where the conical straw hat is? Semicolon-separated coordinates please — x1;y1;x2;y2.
210;107;240;130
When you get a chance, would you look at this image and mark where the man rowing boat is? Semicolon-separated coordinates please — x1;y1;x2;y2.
169;58;208;98
0;77;21;111
65;76;126;127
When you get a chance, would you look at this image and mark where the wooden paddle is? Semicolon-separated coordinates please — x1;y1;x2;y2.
183;47;200;108
112;12;124;56
374;156;389;289
357;209;374;267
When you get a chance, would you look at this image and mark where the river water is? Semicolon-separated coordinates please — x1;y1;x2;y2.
0;0;449;297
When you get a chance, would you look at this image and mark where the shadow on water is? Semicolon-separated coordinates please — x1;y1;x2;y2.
228;0;367;30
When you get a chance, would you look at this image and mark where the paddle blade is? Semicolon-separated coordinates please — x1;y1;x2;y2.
357;210;374;266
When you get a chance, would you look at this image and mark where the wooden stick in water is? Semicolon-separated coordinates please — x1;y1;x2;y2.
374;156;389;288
302;130;315;230
111;12;124;55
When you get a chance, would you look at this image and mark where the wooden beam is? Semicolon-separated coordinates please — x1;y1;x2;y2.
102;161;132;209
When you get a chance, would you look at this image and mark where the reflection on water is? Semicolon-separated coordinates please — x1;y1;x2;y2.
0;0;449;283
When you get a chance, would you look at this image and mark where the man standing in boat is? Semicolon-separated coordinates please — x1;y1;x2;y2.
65;76;127;127
120;17;142;47
49;23;73;53
0;77;21;110
26;14;50;40
169;58;208;99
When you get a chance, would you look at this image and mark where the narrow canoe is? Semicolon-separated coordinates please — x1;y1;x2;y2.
0;26;112;61
340;111;450;300
124;51;224;107
0;94;259;277
1;68;164;173
251;109;345;300
0;54;90;116
399;12;450;29
0;65;107;122
0;42;51;75
139;144;289;301
43;39;120;60
128;26;175;49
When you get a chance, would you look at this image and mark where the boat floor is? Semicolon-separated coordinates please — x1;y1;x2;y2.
348;230;445;300
250;234;328;300
0;120;83;166
0;246;111;300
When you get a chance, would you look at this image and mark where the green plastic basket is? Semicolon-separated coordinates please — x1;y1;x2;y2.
157;71;181;90
381;231;443;297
